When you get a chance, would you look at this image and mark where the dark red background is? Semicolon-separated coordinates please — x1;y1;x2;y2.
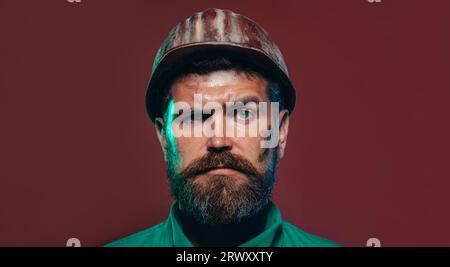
1;0;449;247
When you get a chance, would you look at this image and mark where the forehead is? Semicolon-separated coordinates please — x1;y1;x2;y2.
170;70;269;103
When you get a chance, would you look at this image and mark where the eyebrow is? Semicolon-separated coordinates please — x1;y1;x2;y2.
231;96;262;105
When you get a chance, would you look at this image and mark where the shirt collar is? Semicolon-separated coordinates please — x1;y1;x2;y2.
167;200;282;247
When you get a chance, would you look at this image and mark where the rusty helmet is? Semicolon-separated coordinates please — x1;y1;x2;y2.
145;8;296;122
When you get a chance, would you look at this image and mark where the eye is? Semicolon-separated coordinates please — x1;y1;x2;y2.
191;111;212;122
235;108;256;122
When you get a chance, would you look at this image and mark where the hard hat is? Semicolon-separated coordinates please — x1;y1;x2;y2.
145;8;296;122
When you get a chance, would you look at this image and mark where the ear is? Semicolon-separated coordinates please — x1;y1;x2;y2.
277;110;290;159
155;117;168;161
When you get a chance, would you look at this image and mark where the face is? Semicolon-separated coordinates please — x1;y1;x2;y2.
155;70;290;224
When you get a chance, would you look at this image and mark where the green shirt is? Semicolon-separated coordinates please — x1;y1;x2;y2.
105;201;340;247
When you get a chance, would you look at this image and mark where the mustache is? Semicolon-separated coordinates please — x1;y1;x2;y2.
179;151;262;180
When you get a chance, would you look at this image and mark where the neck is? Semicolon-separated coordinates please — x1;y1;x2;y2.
177;203;270;247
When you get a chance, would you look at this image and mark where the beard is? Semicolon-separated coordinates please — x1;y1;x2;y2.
166;149;277;225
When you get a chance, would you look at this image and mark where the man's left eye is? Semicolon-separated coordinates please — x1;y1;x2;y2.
236;108;256;121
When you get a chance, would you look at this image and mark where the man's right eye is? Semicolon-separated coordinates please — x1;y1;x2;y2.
191;112;213;122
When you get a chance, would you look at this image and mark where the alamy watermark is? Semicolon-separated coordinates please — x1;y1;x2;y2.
167;94;281;149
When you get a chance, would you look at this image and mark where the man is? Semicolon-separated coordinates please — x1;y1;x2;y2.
106;8;339;247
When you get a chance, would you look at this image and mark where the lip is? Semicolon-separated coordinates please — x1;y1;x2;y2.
205;168;239;175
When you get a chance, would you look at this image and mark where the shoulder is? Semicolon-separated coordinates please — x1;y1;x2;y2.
278;220;341;247
104;220;170;247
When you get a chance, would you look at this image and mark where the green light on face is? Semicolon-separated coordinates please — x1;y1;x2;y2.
164;99;182;170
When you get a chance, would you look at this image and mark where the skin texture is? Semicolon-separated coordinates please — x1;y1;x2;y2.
154;70;290;246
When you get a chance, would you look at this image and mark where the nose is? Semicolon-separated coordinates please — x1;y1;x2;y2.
206;115;233;153
207;135;233;153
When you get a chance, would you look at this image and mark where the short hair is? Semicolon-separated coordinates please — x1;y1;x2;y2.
159;50;286;120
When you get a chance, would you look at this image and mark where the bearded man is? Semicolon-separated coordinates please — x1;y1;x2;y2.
106;8;338;247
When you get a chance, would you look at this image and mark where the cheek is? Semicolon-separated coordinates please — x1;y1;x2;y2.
234;136;263;160
174;137;207;168
240;139;276;171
